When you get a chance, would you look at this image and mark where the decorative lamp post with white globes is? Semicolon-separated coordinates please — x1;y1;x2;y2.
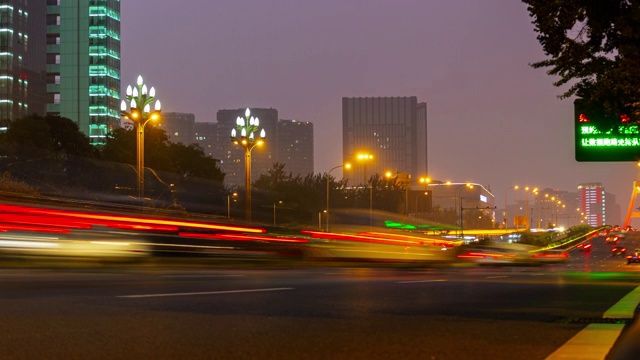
120;75;161;200
230;108;266;222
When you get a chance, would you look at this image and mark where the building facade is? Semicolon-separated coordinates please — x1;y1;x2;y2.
216;108;278;186
194;122;217;158
277;119;313;177
428;182;496;228
342;97;427;186
578;182;606;227
0;1;47;125
46;0;121;144
158;112;195;145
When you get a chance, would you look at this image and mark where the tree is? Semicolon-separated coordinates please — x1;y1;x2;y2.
44;115;97;157
0;114;96;158
523;0;640;125
168;142;224;181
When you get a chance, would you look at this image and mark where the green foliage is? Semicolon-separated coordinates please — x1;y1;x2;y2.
517;231;548;247
102;126;224;182
252;163;406;225
425;205;457;226
0;114;97;158
523;0;640;123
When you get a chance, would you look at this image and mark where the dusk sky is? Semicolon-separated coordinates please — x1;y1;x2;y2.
121;0;638;224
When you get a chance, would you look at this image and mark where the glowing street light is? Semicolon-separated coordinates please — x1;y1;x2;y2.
325;163;351;231
227;192;238;219
419;177;431;189
273;200;283;226
458;183;474;239
504;185;519;230
231;108;266;222
120;75;161;200
357;153;374;226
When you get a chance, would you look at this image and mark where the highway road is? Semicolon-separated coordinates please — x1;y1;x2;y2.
1;233;640;359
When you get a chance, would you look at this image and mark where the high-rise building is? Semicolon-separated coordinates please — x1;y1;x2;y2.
429;182;495;227
277;119;313;177
605;191;621;226
158;112;195;145
46;0;121;144
578;182;606;227
0;1;47;125
194;122;217;158
342;97;427;186
216;108;278;186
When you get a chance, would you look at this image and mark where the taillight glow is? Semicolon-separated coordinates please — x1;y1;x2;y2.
179;232;309;243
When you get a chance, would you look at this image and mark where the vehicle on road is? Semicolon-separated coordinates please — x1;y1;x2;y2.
626;249;640;264
577;242;592;252
605;235;619;244
611;246;627;256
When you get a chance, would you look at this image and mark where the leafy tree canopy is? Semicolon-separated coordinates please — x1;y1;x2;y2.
0;114;96;157
101;126;224;182
523;0;640;125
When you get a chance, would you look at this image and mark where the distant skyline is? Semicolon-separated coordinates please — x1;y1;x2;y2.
121;1;639;225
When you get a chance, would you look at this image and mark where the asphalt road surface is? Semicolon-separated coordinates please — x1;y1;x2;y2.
1;234;640;360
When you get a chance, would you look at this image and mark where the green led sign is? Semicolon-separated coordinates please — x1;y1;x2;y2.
575;99;639;162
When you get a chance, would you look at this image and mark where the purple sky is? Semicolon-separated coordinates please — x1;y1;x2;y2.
121;0;638;225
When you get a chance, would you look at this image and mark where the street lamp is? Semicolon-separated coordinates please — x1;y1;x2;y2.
385;171;410;217
522;186;538;230
419;177;431;189
326;163;351;231
418;177;431;217
120;75;161;200
357;153;374;226
457;183;474;239
273;200;283;226
227;192;238;219
230;108;266;222
504;185;519;230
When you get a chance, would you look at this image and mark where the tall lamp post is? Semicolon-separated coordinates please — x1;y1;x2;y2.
357;153;374;226
504;185;519;230
418;176;431;217
120;75;161;200
227;192;238;219
522;186;538;230
230;108;266;222
273;200;282;226
457;183;474;239
326;163;351;231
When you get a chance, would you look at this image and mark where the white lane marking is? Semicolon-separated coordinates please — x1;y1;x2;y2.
161;274;246;278
397;279;447;284
486;276;508;279
118;287;293;298
546;286;640;360
545;324;625;360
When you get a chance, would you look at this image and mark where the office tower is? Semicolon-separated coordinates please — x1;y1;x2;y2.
216;108;278;186
158;112;195;145
342;97;427;186
551;189;579;228
194;122;218;158
46;0;121;144
277;119;313;177
0;1;47;125
605;192;621;226
578;182;605;227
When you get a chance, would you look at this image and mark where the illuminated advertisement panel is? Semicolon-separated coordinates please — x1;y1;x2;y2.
575;99;638;162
